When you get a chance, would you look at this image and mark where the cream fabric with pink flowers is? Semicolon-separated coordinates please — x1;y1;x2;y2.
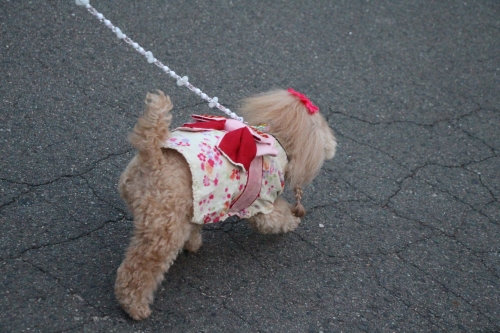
164;129;287;224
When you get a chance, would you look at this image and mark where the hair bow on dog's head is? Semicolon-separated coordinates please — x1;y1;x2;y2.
287;88;319;115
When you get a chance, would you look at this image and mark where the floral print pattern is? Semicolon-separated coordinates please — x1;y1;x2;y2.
164;129;287;224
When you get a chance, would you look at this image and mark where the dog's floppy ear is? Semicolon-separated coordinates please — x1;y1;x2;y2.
321;121;337;160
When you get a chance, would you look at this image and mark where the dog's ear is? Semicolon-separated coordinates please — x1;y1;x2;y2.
321;122;337;160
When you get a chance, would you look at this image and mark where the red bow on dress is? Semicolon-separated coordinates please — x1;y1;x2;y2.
180;116;277;172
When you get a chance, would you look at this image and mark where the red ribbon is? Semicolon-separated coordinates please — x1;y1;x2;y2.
287;88;319;114
181;119;256;171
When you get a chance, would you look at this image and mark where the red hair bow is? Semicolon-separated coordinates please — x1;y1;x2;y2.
287;88;319;114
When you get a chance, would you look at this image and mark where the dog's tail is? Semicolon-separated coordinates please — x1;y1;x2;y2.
129;90;173;167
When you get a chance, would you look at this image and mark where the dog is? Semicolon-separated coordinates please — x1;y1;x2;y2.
114;89;337;320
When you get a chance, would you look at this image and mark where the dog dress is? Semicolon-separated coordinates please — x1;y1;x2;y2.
163;115;288;224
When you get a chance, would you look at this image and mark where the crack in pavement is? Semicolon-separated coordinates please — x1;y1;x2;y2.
181;277;263;332
309;144;498;279
380;235;439;257
384;202;466;240
465;162;500;204
0;148;133;189
220;301;263;333
332;129;410;171
453;121;498;155
394;251;500;329
454;239;500;280
328;105;499;224
331;106;498;179
384;206;497;292
391;163;499;227
331;89;489;125
334;174;383;204
369;254;445;331
19;258;106;317
290;231;331;258
0;186;31;210
325;204;441;258
329;105;479;128
1;215;128;262
226;228;270;271
80;175;129;217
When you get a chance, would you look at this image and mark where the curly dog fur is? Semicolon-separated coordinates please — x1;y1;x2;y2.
115;90;336;320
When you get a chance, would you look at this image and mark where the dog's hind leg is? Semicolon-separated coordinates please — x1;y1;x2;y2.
247;196;300;234
114;216;194;320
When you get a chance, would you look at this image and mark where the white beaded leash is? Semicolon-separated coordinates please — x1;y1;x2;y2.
75;0;244;122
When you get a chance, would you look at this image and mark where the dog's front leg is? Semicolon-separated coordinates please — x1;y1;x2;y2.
183;223;203;253
248;196;301;234
114;221;191;320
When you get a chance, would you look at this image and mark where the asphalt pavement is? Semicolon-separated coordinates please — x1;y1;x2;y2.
1;0;499;332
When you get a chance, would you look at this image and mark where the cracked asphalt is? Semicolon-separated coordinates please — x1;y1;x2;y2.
1;0;499;332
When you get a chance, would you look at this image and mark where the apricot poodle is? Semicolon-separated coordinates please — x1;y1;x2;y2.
115;89;336;320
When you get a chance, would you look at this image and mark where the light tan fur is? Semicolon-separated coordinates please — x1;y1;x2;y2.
115;89;336;320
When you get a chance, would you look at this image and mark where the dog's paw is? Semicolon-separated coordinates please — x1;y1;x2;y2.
280;215;300;233
126;302;152;321
249;213;301;234
115;264;154;321
115;291;153;321
184;230;202;253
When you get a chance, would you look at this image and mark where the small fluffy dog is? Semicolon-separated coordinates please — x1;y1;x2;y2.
115;89;337;320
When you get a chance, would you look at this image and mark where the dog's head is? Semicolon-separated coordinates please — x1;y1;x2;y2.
238;89;337;191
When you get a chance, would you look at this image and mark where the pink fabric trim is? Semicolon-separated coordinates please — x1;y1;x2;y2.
181;119;226;130
224;119;275;145
229;156;263;213
181;115;279;159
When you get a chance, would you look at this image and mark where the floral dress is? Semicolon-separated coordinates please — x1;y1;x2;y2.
164;129;287;224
